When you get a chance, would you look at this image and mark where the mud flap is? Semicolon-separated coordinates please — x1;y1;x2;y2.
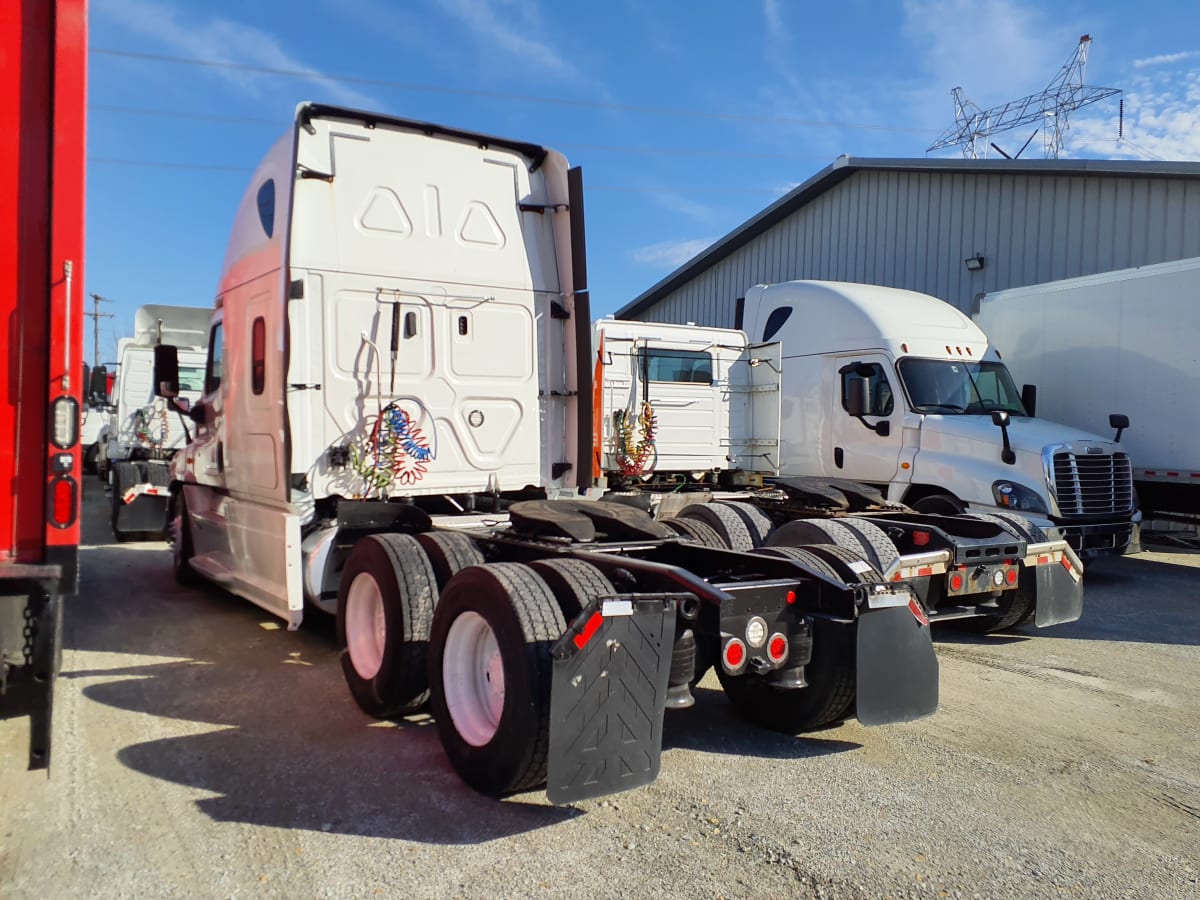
114;490;169;535
1034;549;1084;627
547;596;675;804
855;603;938;726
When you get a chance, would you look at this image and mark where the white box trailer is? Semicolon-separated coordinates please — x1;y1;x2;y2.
976;257;1200;517
152;104;942;804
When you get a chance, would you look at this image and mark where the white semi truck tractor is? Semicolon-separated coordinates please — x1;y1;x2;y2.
152;104;941;804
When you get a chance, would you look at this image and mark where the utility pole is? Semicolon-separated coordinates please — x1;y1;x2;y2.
86;293;115;369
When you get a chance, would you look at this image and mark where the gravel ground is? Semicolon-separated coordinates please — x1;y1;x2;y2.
2;482;1198;898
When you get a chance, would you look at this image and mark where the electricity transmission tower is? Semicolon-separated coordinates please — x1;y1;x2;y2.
927;35;1122;160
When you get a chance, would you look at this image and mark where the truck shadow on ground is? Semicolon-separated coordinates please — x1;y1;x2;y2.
74;657;580;843
70;539;858;841
662;685;860;759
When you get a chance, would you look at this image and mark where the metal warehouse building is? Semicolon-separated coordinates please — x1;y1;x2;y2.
617;157;1200;327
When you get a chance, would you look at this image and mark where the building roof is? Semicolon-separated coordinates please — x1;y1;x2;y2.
616;156;1200;319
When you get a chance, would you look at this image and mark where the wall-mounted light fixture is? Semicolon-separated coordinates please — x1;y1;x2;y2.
964;255;985;271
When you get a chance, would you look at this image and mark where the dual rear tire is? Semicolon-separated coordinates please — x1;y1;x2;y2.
337;530;613;797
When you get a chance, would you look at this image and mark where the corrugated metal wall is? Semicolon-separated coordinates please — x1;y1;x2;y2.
634;169;1200;327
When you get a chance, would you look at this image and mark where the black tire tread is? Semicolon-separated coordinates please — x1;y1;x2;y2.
416;531;484;590
338;533;437;717
664;516;729;549
678;502;754;551
529;558;615;623
840;517;902;574
714;501;774;547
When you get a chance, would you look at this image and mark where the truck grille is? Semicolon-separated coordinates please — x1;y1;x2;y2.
1051;451;1134;516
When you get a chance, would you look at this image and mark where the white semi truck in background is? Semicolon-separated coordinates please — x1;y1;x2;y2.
102;304;209;540
734;281;1139;559
152;103;946;805
977;256;1200;520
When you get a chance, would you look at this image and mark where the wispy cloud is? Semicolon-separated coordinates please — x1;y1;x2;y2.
95;0;379;108
1070;67;1200;160
632;238;716;268
648;191;719;224
1133;50;1200;69
431;0;578;79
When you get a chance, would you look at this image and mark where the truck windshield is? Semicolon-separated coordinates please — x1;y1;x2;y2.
897;358;1027;416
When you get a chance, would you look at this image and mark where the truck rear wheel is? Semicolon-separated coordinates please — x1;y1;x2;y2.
663;516;728;549
429;563;566;796
765;518;871;564
169;493;198;585
840;518;901;574
714;501;774;546
677;502;754;551
337;533;437;717
529;558;614;622
416;531;484;591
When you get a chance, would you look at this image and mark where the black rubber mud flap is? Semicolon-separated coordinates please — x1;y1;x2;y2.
1034;555;1084;627
546;596;675;804
855;603;938;726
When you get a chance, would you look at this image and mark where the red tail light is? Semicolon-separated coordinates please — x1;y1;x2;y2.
949;572;964;592
767;634;788;664
48;476;77;528
722;638;747;674
912;530;930;547
1005;568;1018;585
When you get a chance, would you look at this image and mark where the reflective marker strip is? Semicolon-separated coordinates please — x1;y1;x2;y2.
908;596;930;627
602;599;633;617
122;484;167;505
572;611;604;650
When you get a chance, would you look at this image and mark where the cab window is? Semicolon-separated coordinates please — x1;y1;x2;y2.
642;348;713;384
841;362;894;416
206;323;224;394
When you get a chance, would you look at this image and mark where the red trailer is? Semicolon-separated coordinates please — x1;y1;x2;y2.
0;0;87;768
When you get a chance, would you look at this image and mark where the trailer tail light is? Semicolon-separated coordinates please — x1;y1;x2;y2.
722;638;747;674
50;396;79;448
912;530;930;547
1006;568;1018;585
949;572;965;592
48;476;78;529
767;633;788;664
785;590;796;605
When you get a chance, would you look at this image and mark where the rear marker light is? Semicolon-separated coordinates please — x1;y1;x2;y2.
950;573;964;592
912;530;930;547
1006;568;1018;585
767;634;788;664
785;590;796;605
722;638;747;673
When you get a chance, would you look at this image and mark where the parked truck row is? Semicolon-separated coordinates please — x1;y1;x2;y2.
146;103;1093;805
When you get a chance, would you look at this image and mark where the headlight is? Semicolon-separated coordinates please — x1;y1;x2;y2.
992;480;1048;514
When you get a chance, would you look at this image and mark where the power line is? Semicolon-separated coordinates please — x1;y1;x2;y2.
85;156;785;192
91;47;935;135
90;103;834;162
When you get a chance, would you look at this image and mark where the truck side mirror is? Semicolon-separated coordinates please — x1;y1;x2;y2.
1020;383;1037;417
154;344;180;398
991;409;1016;465
88;365;109;404
844;375;890;437
1109;413;1129;442
846;376;868;417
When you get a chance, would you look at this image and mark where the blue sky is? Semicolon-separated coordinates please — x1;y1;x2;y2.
86;0;1200;364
